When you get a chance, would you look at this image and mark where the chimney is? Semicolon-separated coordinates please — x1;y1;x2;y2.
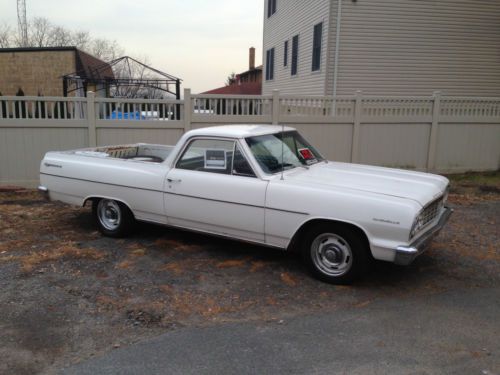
249;47;255;70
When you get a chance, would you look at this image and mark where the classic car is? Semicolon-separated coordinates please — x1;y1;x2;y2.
39;125;452;284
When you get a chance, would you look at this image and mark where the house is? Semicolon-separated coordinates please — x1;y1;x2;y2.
0;46;113;97
202;47;262;95
262;0;500;96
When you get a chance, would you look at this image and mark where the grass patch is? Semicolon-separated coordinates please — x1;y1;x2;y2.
446;170;500;187
11;242;105;272
446;171;500;200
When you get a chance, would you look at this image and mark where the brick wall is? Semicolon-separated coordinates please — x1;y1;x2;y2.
0;50;75;96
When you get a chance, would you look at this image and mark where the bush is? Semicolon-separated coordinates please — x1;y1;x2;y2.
15;88;27;118
34;93;46;119
0;92;6;118
52;101;68;119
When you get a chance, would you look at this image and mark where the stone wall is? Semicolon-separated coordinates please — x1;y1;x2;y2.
0;50;75;96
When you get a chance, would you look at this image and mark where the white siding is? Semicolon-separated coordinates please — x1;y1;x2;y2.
328;0;500;96
262;0;331;95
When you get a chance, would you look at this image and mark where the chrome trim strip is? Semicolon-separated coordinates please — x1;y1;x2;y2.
40;172;165;193
395;206;453;265
163;191;309;215
40;173;309;215
136;217;286;250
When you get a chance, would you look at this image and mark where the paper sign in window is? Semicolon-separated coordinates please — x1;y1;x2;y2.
205;149;226;169
297;148;316;164
298;148;315;161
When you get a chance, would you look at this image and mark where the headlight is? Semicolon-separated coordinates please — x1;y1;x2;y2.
410;213;424;239
410;186;449;240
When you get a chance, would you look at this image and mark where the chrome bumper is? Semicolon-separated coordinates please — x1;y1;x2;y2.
37;185;50;201
394;206;453;265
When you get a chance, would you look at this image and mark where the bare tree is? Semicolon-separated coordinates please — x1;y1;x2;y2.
29;17;51;47
225;72;236;86
1;17;162;99
49;25;73;46
0;23;12;47
89;38;124;62
72;30;91;51
2;17;125;62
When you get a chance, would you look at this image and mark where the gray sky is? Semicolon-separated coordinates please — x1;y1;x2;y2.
0;0;264;93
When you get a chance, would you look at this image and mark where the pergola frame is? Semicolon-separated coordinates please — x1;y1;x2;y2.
62;56;181;99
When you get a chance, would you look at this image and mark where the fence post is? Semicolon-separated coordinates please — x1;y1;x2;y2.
183;88;192;133
351;90;362;163
427;91;441;172
272;89;280;125
86;91;97;147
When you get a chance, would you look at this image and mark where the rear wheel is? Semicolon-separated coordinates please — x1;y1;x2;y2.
92;198;134;237
301;223;369;284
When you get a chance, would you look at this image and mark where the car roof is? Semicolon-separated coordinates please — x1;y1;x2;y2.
185;125;296;139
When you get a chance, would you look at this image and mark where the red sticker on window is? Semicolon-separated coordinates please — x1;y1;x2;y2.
299;148;314;160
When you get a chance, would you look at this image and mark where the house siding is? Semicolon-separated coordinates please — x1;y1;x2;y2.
262;0;331;95
328;0;500;96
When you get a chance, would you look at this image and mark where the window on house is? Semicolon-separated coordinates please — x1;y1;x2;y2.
265;48;275;81
284;40;288;67
291;35;299;76
267;0;277;17
312;22;323;71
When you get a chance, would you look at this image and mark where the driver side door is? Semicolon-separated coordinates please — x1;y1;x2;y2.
164;137;268;243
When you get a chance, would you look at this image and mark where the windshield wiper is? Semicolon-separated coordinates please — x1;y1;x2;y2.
271;163;295;173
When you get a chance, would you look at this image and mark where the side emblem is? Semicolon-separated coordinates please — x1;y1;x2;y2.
373;218;400;225
44;162;62;168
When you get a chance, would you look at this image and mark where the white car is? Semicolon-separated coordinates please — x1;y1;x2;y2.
39;125;452;283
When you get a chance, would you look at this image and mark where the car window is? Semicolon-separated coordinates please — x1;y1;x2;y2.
232;144;256;177
176;139;234;174
246;131;323;174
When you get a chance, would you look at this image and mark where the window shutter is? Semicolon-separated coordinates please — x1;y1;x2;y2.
291;35;299;76
312;22;323;71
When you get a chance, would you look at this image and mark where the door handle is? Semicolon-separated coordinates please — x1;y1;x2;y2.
167;178;182;183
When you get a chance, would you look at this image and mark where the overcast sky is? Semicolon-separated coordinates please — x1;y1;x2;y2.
0;0;264;93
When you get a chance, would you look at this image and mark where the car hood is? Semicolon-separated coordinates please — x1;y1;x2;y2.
281;162;448;206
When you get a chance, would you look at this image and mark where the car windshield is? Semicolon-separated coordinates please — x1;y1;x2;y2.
245;131;324;174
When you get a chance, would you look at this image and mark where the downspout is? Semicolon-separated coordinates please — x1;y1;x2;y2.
332;0;342;101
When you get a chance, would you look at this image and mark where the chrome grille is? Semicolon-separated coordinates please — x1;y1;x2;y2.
421;197;443;227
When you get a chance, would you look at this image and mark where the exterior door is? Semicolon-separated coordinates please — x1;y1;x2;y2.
164;138;267;243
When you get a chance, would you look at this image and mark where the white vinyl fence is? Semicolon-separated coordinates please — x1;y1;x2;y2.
0;89;499;187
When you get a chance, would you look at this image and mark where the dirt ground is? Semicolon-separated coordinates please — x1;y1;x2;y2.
0;172;499;375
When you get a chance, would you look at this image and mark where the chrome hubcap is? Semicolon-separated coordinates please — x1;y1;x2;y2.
97;199;121;231
311;233;352;276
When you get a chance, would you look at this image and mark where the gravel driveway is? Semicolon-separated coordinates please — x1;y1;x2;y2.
0;174;499;374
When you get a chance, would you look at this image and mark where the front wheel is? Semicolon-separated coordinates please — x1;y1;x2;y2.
301;223;370;284
92;199;134;237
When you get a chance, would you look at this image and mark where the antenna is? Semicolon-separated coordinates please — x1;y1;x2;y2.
280;121;284;180
17;0;28;47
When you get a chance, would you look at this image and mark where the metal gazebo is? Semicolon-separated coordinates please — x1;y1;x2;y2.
62;56;181;99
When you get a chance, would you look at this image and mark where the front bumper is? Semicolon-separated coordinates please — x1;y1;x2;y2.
394;206;453;265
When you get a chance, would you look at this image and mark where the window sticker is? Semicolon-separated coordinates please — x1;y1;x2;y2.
298;148;316;164
205;149;226;169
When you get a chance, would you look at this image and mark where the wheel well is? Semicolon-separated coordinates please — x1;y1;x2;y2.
83;197;98;207
287;219;373;258
83;197;135;218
